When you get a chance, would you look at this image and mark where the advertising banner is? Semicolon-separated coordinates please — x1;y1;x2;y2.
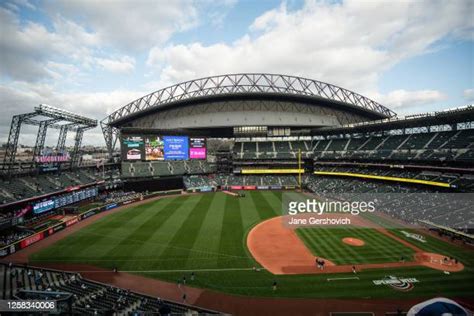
35;148;70;164
189;137;207;159
15;205;32;218
190;148;206;159
230;185;243;190
79;209;98;220
164;136;189;160
20;232;44;249
48;223;66;235
199;186;214;192
122;135;144;161
243;186;256;190
66;217;79;227
145;136;165;161
105;203;118;210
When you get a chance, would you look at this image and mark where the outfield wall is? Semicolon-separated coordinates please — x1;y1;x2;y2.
124;176;184;192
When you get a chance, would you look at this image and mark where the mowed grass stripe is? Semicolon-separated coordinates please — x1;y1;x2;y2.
98;197;193;270
238;192;262;229
355;228;413;261
305;228;353;263
191;193;227;268
316;228;368;264
249;191;278;220
355;228;412;262
338;227;394;262
297;229;339;262
261;190;282;213
76;200;173;259
158;194;214;269
131;195;204;270
270;190;282;203
334;227;406;263
217;195;246;268
97;196;180;261
322;228;368;263
300;228;338;260
31;201;157;261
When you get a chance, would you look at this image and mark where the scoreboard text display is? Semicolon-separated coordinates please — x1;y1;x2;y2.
164;136;189;160
33;200;55;214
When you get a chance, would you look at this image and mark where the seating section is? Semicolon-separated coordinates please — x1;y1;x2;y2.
234;140;312;160
184;174;299;188
122;160;216;178
0;167;119;205
0;263;214;315
305;174;474;233
232;129;474;163
313;165;474;190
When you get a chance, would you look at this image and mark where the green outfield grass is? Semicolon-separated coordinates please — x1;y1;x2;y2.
29;191;474;299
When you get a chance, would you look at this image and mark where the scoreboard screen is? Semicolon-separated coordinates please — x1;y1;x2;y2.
33;200;55;214
121;134;206;161
145;136;165;161
122;136;144;161
164;136;189;160
51;187;99;209
189;137;207;159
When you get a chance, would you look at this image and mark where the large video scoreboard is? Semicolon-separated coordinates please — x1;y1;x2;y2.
121;135;207;161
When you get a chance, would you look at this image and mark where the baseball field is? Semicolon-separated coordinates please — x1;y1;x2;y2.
29;191;474;299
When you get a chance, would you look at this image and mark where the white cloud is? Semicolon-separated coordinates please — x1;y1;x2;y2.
0;82;145;146
147;0;473;95
45;62;81;80
0;7;97;82
13;0;36;10
374;89;447;109
463;88;474;101
96;56;136;74
206;0;237;28
45;0;200;51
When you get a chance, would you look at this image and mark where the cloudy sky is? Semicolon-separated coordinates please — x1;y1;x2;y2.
0;0;473;147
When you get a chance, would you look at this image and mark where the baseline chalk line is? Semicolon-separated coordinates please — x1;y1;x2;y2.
326;276;360;281
71;267;261;273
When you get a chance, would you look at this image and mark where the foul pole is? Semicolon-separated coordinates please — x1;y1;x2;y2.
298;148;302;191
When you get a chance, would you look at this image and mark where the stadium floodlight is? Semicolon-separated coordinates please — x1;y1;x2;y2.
3;105;98;175
36;104;97;126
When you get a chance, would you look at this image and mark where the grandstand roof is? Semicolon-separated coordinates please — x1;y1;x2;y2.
102;73;395;127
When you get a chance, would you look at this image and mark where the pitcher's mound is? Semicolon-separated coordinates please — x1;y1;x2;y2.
342;237;365;246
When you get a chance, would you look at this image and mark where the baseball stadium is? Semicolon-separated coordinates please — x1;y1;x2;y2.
1;73;474;315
